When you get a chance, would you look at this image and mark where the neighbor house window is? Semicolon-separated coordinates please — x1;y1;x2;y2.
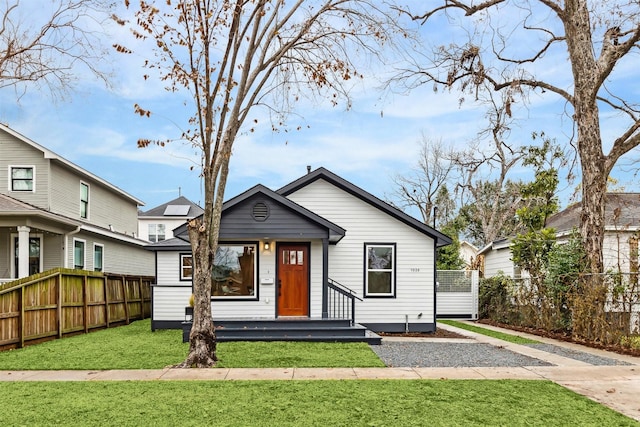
180;253;192;281
212;244;257;299
80;182;89;219
10;166;34;191
74;239;86;269
94;244;104;272
364;243;396;297
149;224;166;243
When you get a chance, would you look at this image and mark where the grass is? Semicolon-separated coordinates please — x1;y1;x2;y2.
1;380;636;426
0;319;384;370
439;319;540;344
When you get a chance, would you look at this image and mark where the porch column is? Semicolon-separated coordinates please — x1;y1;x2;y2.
17;226;30;278
322;238;329;319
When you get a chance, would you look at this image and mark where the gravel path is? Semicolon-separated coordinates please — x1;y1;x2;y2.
524;343;631;366
370;342;552;368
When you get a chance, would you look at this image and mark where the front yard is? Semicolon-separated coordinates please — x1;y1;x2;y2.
0;320;637;425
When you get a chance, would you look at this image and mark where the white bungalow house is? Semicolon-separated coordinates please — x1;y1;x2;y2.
0;124;154;282
147;167;451;339
478;193;640;278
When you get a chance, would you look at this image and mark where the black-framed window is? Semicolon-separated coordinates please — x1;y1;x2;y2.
180;253;192;281
10;166;34;191
364;243;396;297
212;244;257;299
80;182;89;219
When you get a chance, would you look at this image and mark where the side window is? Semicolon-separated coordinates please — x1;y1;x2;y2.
10;166;35;192
94;244;104;272
149;224;166;243
180;253;192;281
364;243;396;297
80;182;89;219
74;239;86;270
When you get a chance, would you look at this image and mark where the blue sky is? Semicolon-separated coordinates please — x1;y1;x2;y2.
1;1;639;215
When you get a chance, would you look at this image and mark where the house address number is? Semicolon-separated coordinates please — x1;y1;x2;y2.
410;268;420;272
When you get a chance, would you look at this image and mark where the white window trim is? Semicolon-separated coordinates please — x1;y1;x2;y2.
93;243;104;272
8;165;36;192
80;181;90;220
9;233;44;278
73;238;86;270
364;243;396;297
179;253;193;281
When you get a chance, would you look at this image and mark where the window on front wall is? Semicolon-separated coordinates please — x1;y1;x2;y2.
80;182;89;219
74;239;86;269
10;166;34;191
94;244;104;272
212;244;256;299
148;224;166;242
364;243;396;297
180;253;192;281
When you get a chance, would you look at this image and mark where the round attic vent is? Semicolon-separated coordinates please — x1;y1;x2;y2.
252;202;269;221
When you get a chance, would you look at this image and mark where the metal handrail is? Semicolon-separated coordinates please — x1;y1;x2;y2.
327;278;361;325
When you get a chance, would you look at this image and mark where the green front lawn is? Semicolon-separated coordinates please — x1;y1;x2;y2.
0;319;384;369
2;380;636;426
439;319;540;344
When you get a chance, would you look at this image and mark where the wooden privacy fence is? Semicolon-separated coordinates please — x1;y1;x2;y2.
0;268;153;351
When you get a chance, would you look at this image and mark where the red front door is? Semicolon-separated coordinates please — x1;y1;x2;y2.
277;244;309;316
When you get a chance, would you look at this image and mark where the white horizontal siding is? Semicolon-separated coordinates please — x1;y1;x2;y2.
289;179;435;325
437;293;474;316
153;245;280;321
483;248;514;277
153;286;192;321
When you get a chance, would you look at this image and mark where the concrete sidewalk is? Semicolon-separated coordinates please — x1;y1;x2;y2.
1;322;639;421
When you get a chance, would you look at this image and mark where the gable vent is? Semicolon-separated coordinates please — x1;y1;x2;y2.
252;202;270;221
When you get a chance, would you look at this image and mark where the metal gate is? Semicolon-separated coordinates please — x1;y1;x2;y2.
436;270;479;320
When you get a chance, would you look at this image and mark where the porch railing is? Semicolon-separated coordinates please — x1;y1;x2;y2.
327;278;362;325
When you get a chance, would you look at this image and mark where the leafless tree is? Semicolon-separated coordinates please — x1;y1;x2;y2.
389;133;457;225
398;0;640;274
0;0;110;99
116;0;409;368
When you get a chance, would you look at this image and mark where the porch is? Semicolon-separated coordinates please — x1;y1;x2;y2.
182;318;381;345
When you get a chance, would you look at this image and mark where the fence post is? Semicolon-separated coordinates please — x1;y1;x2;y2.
57;272;63;338
83;273;89;333
19;286;24;348
122;276;130;324
139;277;144;320
103;275;110;328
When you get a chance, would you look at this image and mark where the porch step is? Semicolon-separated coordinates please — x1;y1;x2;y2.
181;319;381;345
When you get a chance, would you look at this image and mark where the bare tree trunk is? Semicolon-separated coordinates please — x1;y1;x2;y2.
174;220;217;368
565;0;606;274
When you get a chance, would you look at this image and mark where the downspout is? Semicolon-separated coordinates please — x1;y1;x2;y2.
63;225;82;268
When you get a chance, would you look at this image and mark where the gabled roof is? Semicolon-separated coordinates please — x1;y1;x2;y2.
139;196;204;218
171;184;346;243
478;238;512;256
145;236;190;251
277;167;452;247
0;124;144;206
546;193;640;232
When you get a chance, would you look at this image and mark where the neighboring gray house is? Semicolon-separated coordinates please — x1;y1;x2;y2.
478;193;640;278
148;167;451;334
0;124;154;281
138;196;204;243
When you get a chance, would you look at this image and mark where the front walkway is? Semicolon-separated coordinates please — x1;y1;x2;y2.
1;322;639;421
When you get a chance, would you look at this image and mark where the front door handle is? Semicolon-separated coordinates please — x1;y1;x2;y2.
278;279;282;297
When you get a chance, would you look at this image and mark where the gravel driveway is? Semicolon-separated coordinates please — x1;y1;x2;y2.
369;341;629;368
